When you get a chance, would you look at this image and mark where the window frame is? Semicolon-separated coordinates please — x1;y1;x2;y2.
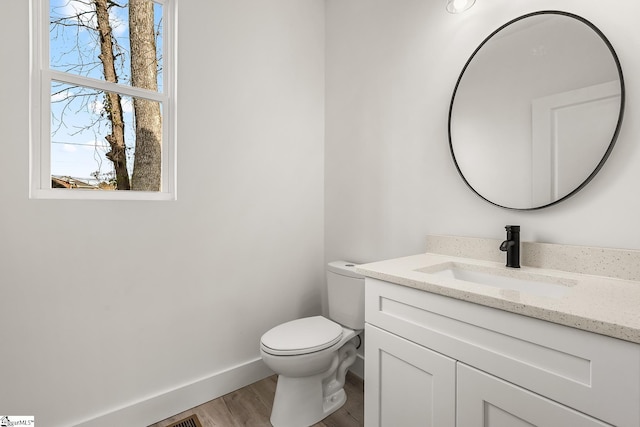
30;0;177;200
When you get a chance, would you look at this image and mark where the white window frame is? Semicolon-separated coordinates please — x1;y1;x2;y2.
29;0;177;200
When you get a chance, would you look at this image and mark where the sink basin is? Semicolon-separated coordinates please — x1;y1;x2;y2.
416;262;574;298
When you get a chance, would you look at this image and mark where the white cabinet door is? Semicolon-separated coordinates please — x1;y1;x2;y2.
457;363;613;427
364;324;456;427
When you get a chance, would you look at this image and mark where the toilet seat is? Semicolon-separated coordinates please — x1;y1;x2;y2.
261;316;343;356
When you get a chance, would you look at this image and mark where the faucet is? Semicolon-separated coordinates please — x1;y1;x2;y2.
499;225;520;268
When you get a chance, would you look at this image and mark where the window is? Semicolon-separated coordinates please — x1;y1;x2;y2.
31;0;176;200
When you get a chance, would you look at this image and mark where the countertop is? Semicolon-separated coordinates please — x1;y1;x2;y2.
356;252;640;344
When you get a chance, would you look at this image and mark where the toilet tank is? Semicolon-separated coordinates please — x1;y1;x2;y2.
327;261;365;330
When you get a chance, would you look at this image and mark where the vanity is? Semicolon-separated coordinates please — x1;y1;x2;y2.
356;236;640;427
353;7;637;426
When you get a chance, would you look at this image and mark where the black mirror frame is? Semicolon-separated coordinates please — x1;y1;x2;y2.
447;10;625;211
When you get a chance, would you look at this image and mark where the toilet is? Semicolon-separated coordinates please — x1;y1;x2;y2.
260;261;365;427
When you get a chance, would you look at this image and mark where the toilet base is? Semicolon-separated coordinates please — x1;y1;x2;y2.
269;341;357;427
270;374;347;427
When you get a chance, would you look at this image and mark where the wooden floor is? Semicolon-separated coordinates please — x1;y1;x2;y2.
148;372;364;427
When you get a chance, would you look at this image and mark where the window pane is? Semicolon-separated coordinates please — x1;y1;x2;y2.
49;0;164;92
51;82;163;191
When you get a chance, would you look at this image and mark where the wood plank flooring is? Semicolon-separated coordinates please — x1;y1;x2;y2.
148;372;364;427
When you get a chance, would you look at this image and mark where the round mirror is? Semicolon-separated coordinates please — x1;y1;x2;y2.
448;11;624;210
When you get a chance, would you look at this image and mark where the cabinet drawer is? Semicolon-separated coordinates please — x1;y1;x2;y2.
365;278;640;427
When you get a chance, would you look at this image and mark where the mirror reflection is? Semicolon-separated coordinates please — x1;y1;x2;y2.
449;11;624;210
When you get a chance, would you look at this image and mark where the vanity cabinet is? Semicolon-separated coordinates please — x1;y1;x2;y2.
364;278;640;427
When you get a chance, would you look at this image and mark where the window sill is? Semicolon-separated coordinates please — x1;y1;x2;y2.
29;188;176;201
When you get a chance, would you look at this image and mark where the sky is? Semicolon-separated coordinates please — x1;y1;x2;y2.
48;0;163;185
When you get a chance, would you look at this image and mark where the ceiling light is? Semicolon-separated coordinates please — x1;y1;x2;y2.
447;0;476;14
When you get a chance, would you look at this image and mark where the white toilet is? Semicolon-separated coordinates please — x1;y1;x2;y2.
260;261;365;427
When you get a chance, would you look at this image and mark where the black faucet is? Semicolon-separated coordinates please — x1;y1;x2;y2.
500;225;520;268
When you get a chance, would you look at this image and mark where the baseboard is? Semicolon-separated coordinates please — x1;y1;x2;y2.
74;358;273;427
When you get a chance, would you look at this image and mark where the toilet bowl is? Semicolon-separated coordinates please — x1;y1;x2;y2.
260;262;365;427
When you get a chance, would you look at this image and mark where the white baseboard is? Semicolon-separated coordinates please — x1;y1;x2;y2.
74;358;273;427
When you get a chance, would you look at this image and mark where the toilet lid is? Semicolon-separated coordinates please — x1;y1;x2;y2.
261;316;343;356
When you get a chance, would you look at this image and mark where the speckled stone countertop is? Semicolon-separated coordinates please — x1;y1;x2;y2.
356;236;640;344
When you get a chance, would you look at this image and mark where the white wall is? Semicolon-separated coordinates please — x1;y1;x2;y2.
0;1;325;426
325;0;640;266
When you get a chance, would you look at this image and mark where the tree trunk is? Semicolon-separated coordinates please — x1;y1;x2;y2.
95;0;130;190
129;0;162;191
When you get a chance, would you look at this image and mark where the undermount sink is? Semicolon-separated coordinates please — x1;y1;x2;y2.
416;262;575;298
